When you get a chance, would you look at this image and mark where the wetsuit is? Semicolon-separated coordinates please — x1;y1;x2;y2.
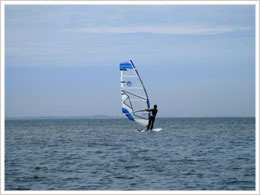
147;108;158;130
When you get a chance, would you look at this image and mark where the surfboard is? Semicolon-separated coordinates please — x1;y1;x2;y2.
137;128;162;133
151;128;162;132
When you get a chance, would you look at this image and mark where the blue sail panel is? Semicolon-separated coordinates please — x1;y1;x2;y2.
122;108;135;121
120;61;133;70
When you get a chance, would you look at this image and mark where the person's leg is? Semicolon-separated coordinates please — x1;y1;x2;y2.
147;117;151;130
150;118;155;130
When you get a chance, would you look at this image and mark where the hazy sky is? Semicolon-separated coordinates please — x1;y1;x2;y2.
5;4;255;117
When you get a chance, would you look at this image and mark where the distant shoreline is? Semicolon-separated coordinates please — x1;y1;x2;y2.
5;116;256;121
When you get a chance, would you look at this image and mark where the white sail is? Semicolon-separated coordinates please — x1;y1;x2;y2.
120;60;150;127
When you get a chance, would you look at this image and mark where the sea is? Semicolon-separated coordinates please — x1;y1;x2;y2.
5;117;255;191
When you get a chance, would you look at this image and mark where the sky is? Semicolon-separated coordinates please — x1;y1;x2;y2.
4;4;256;117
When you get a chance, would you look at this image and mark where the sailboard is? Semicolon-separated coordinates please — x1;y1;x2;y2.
137;128;162;133
120;60;151;127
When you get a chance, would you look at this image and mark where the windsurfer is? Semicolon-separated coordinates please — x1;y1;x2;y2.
145;104;158;130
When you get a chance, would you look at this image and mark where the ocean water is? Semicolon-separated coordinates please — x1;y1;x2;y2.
5;117;255;190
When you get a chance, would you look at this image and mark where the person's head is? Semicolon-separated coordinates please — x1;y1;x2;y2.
154;104;157;109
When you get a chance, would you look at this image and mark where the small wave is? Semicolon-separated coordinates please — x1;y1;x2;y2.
124;165;140;169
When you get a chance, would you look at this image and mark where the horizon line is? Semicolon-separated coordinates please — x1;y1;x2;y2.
5;115;256;120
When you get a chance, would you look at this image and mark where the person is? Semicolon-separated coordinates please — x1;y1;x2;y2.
145;104;158;130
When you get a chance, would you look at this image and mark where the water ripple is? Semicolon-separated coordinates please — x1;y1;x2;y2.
5;117;255;190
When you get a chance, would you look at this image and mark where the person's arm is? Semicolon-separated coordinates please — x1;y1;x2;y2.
136;108;153;112
135;109;150;112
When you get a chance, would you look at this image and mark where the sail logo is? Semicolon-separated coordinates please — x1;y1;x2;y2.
127;81;132;86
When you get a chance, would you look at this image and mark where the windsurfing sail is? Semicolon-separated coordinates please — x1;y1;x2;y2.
120;60;150;127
